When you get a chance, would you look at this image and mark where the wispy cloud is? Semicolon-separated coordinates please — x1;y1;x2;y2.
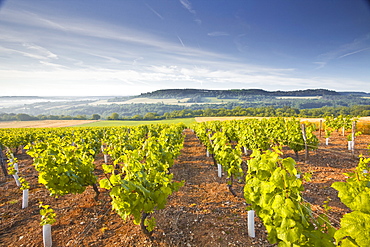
1;2;369;96
0;8;67;31
180;0;195;14
0;7;228;71
86;52;121;64
207;32;230;37
315;33;370;69
39;61;67;69
132;57;143;65
313;62;326;70
337;47;370;59
177;35;185;47
0;45;44;60
145;4;164;20
0;58;367;96
23;43;58;59
179;0;201;24
234;34;248;53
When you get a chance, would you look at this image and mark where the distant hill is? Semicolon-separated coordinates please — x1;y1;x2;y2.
138;88;340;99
338;91;370;97
0;96;43;100
1;88;370;120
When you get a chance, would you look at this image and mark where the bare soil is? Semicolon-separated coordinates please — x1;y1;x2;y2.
0;129;369;247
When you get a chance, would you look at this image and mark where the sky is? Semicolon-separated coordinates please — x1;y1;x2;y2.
0;0;370;96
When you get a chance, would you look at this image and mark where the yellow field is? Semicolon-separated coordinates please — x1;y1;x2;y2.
1;117;369;130
0;120;99;128
90;98;194;106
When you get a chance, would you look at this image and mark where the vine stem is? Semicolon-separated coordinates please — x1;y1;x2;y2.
92;183;100;201
140;212;153;240
227;175;238;197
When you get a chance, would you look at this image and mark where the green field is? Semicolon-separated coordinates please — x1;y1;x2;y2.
76;118;196;127
203;97;241;103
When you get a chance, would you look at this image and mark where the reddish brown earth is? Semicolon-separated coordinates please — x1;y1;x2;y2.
0;129;369;247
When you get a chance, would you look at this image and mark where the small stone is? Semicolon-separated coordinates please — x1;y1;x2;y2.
66;240;74;246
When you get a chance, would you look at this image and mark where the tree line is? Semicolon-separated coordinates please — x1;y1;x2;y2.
1;105;370;122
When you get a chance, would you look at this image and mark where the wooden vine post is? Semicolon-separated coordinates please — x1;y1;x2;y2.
0;146;9;177
319;119;322;138
351;121;356;159
301;123;308;162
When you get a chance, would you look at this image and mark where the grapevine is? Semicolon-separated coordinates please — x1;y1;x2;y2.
332;157;370;247
244;149;336;246
99;124;185;237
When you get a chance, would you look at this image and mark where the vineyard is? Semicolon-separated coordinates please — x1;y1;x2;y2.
0;117;369;246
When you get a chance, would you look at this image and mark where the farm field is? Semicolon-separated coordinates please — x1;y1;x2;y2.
78;118;196;127
0;118;196;128
89;98;192;106
1;116;369;129
0;120;99;129
0;127;369;246
89;97;243;106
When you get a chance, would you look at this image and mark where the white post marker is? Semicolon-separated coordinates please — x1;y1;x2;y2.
43;224;52;247
22;189;29;209
248;210;255;238
217;164;222;178
348;141;353;150
325;138;329;145
206;149;209;157
14;162;19;173
13;173;21;187
104;154;108;163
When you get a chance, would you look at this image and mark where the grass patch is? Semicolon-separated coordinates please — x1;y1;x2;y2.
203;97;240;103
76;118;196;127
357;122;370;135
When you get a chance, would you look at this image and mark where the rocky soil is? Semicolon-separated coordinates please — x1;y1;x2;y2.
0;129;369;247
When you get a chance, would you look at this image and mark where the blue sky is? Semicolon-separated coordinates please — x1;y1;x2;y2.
0;0;369;96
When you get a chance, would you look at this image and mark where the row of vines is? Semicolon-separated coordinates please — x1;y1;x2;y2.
0;123;186;245
1;116;369;246
191;117;369;246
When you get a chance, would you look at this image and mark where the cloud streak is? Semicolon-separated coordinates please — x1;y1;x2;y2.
179;0;201;24
207;32;230;37
177;35;185;47
1;1;369;95
145;4;164;20
337;47;370;59
0;63;365;96
0;6;232;73
315;33;370;69
23;43;58;59
180;0;195;14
